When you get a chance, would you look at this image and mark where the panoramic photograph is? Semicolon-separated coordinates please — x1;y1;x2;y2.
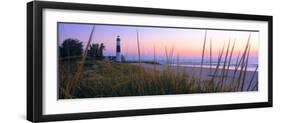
58;22;259;99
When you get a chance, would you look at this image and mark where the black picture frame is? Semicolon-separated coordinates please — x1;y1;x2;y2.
27;1;273;122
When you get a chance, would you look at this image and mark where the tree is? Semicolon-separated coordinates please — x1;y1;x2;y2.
59;38;83;58
88;43;98;58
88;43;105;60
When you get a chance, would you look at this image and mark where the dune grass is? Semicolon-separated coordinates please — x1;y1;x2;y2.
60;60;219;99
59;46;257;99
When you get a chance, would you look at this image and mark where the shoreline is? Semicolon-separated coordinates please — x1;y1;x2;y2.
124;61;258;72
130;63;258;91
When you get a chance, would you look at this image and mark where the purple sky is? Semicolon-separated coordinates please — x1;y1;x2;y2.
58;23;259;64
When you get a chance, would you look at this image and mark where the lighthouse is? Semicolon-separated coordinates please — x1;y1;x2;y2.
116;35;121;62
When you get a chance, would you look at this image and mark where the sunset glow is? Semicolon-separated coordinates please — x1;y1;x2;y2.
58;23;259;64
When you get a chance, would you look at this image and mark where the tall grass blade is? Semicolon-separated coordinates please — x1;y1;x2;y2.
165;46;169;65
136;29;141;65
200;31;207;79
177;54;179;74
231;51;240;87
209;39;212;72
153;44;156;72
219;39;231;89
246;66;258;91
65;26;95;98
169;44;175;65
224;39;236;88
251;80;258;91
213;44;225;91
236;33;251;91
240;45;251;91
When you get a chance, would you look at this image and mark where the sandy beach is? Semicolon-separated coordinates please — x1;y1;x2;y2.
131;63;258;91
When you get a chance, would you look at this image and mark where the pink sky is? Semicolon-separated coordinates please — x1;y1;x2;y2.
58;23;259;64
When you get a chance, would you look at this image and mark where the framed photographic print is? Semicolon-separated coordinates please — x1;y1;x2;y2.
27;1;273;122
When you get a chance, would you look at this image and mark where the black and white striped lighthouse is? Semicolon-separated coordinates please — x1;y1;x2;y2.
116;35;121;62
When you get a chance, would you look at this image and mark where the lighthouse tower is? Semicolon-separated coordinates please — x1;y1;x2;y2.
116;35;121;62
